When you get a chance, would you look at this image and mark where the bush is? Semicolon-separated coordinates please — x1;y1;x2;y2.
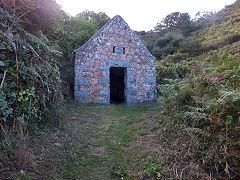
152;32;183;59
156;61;190;85
0;5;62;132
179;37;203;56
157;53;240;178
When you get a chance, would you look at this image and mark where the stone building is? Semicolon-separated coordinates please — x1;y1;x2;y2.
74;15;157;104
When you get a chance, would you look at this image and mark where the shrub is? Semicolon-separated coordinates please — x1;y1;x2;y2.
152;32;183;59
157;53;240;178
179;37;203;56
156;61;190;85
0;4;62;132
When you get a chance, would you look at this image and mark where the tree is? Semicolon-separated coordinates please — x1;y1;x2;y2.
192;11;215;30
76;10;110;29
0;0;62;129
151;32;183;59
45;10;110;99
48;14;99;98
1;0;61;35
155;12;193;36
136;30;159;51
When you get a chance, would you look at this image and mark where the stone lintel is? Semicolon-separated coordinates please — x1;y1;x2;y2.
144;77;156;84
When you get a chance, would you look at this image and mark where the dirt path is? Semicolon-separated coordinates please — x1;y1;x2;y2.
32;103;160;179
2;103;209;179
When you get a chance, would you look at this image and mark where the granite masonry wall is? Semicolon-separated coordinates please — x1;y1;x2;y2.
74;15;157;104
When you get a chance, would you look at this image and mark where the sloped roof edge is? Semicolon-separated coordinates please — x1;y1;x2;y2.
74;15;156;60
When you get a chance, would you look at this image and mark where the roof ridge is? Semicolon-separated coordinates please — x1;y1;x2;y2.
74;15;120;53
74;15;155;59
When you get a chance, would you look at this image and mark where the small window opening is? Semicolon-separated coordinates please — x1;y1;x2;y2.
113;46;125;54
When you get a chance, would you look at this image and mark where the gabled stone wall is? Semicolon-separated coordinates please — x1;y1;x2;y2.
74;15;157;104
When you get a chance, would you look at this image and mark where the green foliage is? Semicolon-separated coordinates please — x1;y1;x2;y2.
48;104;159;179
0;8;64;177
143;162;165;179
48;11;107;98
56;141;108;179
154;12;193;36
18;170;34;180
178;37;203;56
142;1;240;60
76;10;110;29
192;2;240;53
166;52;190;62
0;5;62;131
0;139;14;178
136;30;159;50
193;11;216;30
156;61;190;84
1;0;61;35
152;32;183;59
111;167;126;178
139;12;194;60
157;53;240;178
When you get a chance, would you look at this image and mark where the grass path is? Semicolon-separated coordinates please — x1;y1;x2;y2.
33;103;161;179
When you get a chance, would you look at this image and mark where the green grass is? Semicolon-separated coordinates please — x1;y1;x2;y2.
38;103;160;179
56;142;109;179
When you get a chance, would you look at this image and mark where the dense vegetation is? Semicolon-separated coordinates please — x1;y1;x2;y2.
0;1;110;127
0;0;239;179
0;0;63;130
150;1;240;178
0;0;109;178
47;10;109;98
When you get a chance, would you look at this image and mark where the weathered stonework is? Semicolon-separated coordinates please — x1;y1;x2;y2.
74;15;157;104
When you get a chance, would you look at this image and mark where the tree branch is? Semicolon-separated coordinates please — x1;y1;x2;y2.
0;71;6;89
8;7;39;30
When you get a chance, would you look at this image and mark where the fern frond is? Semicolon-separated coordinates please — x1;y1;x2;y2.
183;127;205;135
218;90;240;104
24;32;62;56
186;105;206;113
184;111;208;121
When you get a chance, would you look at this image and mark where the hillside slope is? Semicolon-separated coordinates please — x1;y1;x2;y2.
156;1;240;179
194;0;240;57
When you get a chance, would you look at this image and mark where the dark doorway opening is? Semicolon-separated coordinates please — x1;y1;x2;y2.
110;67;126;104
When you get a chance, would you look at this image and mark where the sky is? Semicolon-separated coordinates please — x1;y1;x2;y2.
56;0;236;31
